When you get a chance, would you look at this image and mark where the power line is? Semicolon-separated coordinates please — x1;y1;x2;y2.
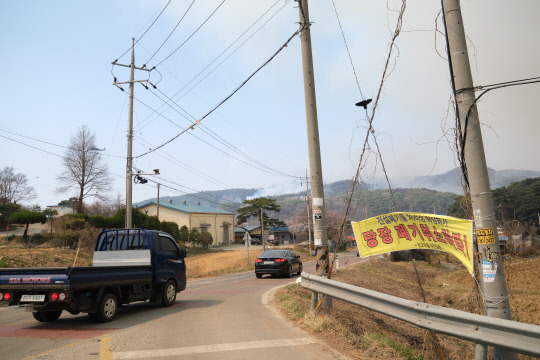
146;86;299;178
144;0;197;66
331;0;365;100
0;134;64;158
154;0;228;67
0;127;68;149
133;136;232;189
0;127;126;159
135;25;303;159
155;175;238;207
172;0;289;101
134;0;289;132
114;0;173;62
140;177;238;210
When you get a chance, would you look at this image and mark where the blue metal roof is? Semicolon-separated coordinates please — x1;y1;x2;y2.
235;226;260;232
137;201;234;215
270;226;289;232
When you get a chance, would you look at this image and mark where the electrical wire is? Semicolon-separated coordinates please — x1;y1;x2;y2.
135;0;289;133
133;136;232;189
146;87;299;179
114;0;173;62
331;0;364;100
154;0;228;67
141;177;238;210
155;176;238;208
0;134;64;158
457;76;540;182
134;25;303;159
144;0;196;66
173;0;290;102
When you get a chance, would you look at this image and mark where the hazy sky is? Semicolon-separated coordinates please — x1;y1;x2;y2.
1;0;539;209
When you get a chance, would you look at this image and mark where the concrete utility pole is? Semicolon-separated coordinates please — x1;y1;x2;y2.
112;39;154;228
304;169;313;253
126;40;135;229
297;0;330;284
157;183;160;220
442;1;514;359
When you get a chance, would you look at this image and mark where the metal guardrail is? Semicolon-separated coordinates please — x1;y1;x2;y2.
300;272;540;358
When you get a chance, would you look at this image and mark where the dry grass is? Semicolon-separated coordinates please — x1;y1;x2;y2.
186;249;265;278
276;254;540;360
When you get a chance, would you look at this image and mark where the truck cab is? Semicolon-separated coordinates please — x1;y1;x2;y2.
0;228;187;323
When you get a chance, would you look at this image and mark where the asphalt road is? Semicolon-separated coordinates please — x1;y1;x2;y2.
0;253;362;360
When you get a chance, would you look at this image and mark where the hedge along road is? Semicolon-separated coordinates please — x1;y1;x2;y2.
0;252;362;360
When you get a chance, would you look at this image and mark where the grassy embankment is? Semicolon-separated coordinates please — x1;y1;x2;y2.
275;252;540;360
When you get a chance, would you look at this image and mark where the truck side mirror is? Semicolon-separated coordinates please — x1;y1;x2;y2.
177;248;187;259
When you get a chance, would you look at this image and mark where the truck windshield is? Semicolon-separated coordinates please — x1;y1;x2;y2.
95;230;149;251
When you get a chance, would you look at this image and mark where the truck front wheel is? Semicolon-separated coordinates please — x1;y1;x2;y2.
33;310;62;322
162;280;177;307
96;293;118;322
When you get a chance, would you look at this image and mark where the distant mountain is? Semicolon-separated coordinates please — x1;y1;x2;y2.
137;169;540;219
376;168;540;194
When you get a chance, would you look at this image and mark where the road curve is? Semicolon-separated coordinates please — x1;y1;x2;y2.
0;252;362;360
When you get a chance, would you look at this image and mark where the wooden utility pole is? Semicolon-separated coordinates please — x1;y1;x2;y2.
442;1;515;359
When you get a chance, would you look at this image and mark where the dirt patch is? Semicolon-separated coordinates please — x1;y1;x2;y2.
275;254;540;360
0;247;92;268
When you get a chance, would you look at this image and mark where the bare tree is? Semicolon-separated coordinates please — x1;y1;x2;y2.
57;125;113;214
287;207;346;245
0;167;37;205
86;192;125;217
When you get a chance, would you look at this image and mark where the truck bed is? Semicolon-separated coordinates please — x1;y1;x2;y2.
0;265;153;290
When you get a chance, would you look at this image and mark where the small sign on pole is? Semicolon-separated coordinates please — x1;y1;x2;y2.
243;231;251;247
243;231;252;265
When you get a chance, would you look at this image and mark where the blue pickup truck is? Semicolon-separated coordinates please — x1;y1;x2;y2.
0;228;187;323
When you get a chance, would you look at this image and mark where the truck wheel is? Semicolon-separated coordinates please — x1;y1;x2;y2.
96;293;118;322
161;280;177;307
256;273;262;278
33;310;62;322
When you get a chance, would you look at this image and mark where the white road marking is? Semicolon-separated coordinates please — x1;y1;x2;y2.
113;337;317;359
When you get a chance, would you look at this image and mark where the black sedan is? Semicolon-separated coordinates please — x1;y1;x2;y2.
255;250;302;278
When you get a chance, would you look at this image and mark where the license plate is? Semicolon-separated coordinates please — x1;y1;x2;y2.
263;261;274;265
20;295;45;302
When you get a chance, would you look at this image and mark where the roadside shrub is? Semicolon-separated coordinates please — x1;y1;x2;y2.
61;219;87;231
143;216;161;231
161;221;180;239
58;230;80;249
89;215;106;228
28;233;52;246
200;231;213;249
65;213;89;221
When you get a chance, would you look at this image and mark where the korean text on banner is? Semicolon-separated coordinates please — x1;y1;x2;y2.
352;212;473;274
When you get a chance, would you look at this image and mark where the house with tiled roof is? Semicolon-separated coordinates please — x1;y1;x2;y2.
137;200;235;246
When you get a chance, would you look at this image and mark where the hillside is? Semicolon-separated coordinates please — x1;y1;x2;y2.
137;168;540;221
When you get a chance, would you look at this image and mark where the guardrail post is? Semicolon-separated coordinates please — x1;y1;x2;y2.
310;290;318;312
475;344;487;360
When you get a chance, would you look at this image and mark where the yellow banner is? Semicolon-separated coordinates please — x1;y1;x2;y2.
352;212;474;274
